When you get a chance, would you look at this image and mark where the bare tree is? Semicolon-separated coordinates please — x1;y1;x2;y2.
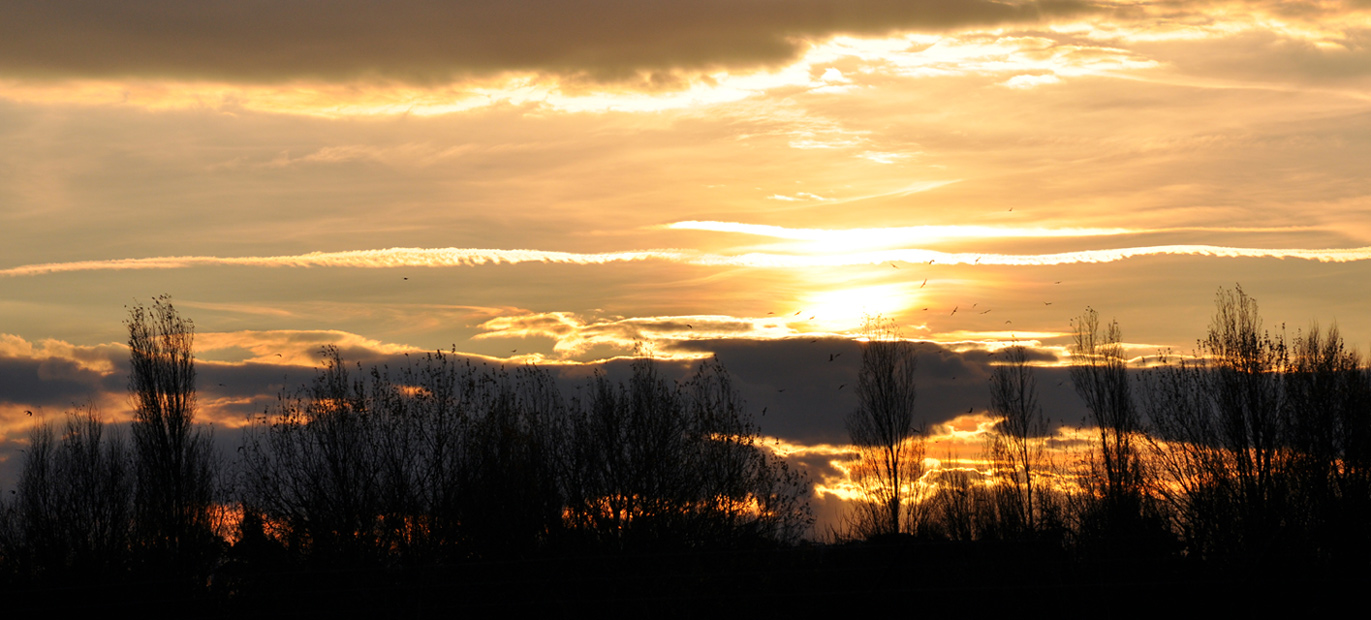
989;344;1046;534
1142;286;1296;557
682;356;812;545
6;406;131;579
844;315;926;538
1285;323;1371;558
126;296;218;570
1069;307;1151;544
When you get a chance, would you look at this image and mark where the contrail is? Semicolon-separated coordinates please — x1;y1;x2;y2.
666;220;1320;244
0;248;692;277
5;244;1371;277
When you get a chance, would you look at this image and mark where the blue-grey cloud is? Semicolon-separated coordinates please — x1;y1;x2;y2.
0;1;1095;84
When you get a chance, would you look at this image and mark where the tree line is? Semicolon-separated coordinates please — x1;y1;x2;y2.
0;296;812;592
3;285;1370;604
841;285;1371;571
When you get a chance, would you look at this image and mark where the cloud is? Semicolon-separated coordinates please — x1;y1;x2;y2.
474;312;801;361
0;247;692;277
6;240;1371;280
196;329;425;366
0;1;1096;84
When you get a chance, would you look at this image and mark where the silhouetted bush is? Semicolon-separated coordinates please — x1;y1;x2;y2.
240;350;810;567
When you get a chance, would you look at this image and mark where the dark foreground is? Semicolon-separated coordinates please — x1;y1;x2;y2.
6;538;1366;616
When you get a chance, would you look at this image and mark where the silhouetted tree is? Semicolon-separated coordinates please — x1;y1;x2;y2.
126;296;218;572
1070;308;1143;508
563;356;810;549
241;347;387;564
926;465;995;541
244;350;808;562
1068;308;1168;555
989;345;1046;535
4;406;131;580
682;356;812;545
1282;323;1371;559
844;316;926;538
1143;287;1361;560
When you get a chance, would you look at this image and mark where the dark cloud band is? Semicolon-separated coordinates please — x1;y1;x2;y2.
0;0;1093;83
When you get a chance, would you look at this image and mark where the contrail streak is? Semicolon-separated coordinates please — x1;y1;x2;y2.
4;244;1371;277
0;248;691;277
666;220;1319;244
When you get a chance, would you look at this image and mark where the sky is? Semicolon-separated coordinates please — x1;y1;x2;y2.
4;0;1371;533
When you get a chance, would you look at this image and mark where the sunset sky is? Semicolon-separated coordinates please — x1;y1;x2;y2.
4;0;1371;530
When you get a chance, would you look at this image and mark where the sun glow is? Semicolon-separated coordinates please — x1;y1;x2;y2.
802;284;915;330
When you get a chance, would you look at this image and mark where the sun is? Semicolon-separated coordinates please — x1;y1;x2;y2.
802;283;916;331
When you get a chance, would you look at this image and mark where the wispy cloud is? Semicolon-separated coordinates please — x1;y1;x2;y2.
6;241;1371;279
474;312;805;360
666;220;1318;244
0;248;691;277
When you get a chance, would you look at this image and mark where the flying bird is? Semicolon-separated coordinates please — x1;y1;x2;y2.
838;384;846;390
951;306;958;316
829;353;841;361
975;256;981;264
891;262;899;268
1044;302;1053;306
980;309;991;314
920;278;927;288
794;311;802;316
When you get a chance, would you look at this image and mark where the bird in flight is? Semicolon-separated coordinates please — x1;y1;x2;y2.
950;306;959;316
920;278;927;288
